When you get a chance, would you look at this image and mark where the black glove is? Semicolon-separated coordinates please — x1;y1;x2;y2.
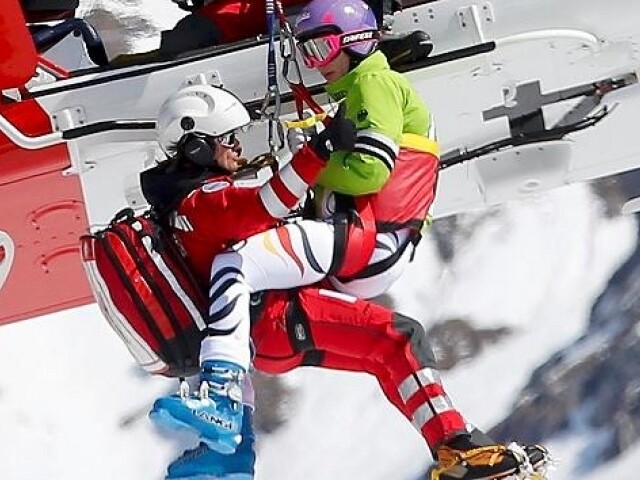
308;105;356;160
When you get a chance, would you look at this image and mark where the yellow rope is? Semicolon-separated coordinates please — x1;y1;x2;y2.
283;112;327;129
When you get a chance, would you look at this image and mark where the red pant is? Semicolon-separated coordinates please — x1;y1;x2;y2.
198;0;307;44
251;287;467;450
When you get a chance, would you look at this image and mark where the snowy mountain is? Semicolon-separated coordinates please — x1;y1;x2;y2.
2;3;640;480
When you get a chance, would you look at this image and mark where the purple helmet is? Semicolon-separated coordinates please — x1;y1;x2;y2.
294;0;379;57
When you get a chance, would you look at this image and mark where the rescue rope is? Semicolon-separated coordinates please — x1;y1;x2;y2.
254;0;285;171
275;1;328;126
254;0;331;169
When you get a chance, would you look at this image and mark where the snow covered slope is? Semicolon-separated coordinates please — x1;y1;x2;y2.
0;184;635;480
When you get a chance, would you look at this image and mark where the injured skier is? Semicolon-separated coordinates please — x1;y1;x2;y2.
134;84;550;480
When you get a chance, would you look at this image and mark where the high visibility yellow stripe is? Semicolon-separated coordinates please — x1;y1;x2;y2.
400;133;440;156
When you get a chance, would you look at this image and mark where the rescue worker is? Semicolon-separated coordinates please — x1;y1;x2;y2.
141;84;549;480
143;82;355;453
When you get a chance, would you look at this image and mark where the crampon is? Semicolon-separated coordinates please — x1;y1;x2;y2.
429;442;554;480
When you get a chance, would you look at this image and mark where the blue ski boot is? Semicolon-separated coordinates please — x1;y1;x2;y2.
166;406;255;480
151;360;246;454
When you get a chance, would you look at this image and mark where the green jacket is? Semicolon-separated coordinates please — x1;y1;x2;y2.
318;51;432;196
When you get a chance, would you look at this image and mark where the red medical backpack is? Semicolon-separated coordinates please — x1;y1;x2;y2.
80;208;206;377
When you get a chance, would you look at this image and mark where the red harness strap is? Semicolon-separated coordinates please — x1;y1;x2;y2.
337;196;376;278
289;82;324;118
329;195;377;279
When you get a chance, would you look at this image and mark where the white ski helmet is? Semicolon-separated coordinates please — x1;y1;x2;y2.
156;84;251;157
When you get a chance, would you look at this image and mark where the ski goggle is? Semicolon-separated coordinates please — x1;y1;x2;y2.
297;29;380;69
